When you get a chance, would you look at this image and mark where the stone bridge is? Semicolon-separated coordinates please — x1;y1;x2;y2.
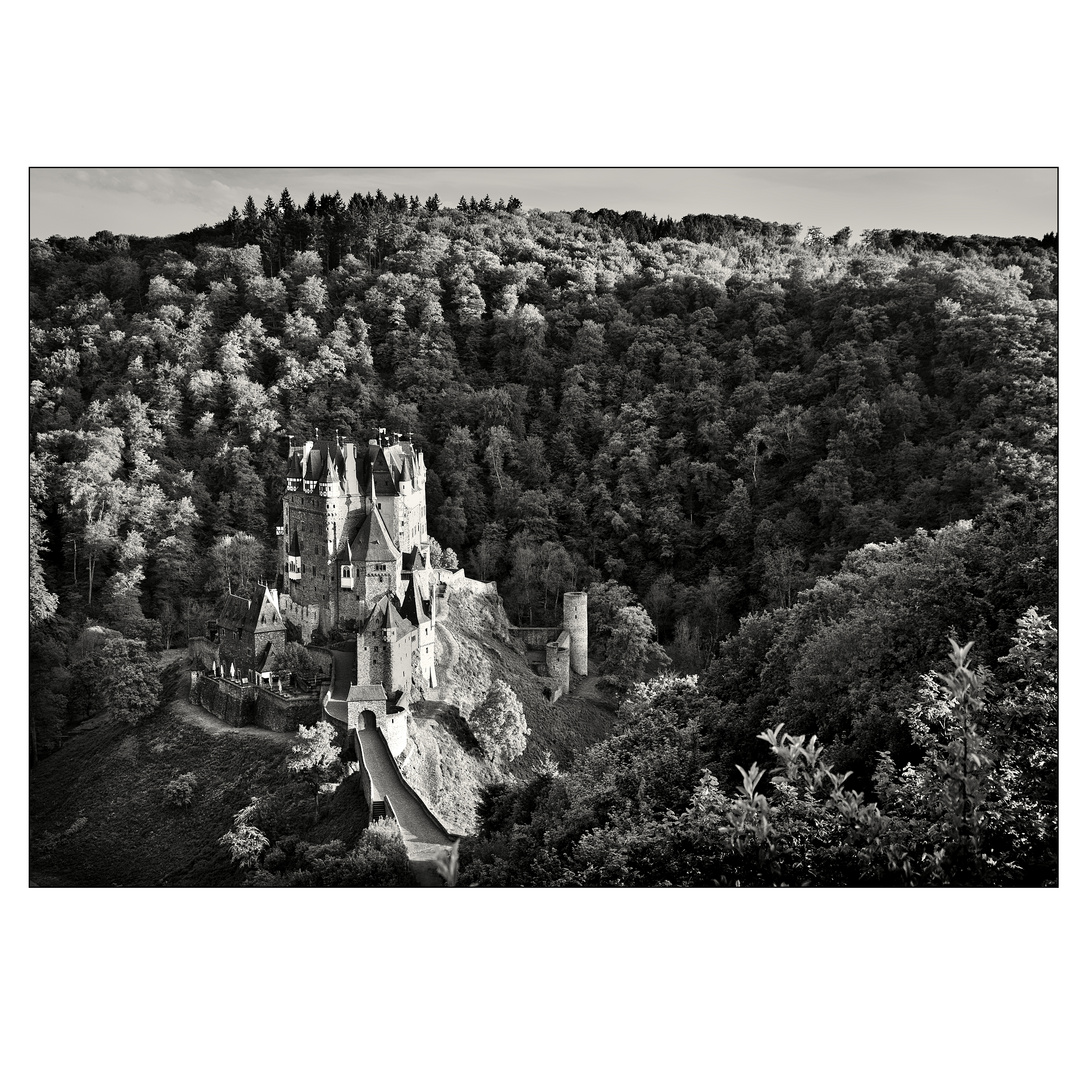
324;665;456;886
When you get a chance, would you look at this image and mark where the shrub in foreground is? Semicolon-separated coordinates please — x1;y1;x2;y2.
163;772;198;809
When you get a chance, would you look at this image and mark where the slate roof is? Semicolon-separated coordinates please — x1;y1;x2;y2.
347;684;388;702
400;575;431;626
286;434;419;498
242;584;284;636
217;586;284;642
387;602;416;641
365;439;421;494
217;593;251;633
302;440;347;483
354;507;399;564
362;594;416;642
401;545;427;573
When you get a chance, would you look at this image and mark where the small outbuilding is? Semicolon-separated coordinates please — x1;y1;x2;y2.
215;585;287;678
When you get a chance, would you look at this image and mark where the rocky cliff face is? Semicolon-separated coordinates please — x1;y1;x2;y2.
398;578;617;835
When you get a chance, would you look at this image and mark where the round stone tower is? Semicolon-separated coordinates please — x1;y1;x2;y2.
563;591;588;676
546;640;571;697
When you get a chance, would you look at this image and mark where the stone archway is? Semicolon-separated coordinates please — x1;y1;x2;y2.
360;709;376;730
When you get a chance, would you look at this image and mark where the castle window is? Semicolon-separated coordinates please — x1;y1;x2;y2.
304;480;315;494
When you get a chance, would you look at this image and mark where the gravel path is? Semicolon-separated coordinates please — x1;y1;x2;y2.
169;698;293;744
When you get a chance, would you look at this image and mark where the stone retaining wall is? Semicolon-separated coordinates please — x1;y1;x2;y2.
191;675;258;727
255;690;322;732
191;672;320;732
449;573;497;595
434;568;466;586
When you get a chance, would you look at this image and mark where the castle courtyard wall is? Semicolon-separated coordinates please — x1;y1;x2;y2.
254;690;322;732
191;673;320;732
190;675;258;727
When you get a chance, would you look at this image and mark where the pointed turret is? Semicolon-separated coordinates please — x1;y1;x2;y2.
286;451;303;491
362;593;416;643
339;536;355;590
401;573;431;628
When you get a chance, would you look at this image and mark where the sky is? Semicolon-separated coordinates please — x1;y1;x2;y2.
29;167;1057;243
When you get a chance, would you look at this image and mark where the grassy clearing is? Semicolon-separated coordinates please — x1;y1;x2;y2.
30;706;282;885
29;661;368;887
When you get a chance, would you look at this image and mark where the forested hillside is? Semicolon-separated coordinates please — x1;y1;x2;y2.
29;190;1057;883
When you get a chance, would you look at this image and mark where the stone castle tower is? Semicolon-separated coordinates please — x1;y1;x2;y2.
282;427;438;758
563;591;589;676
280;428;430;639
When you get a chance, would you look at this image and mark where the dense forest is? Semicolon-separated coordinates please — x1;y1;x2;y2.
29;188;1057;884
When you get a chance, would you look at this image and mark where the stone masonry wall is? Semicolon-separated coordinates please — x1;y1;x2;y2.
307;646;336;678
255;689;322;732
191;675;258;727
280;595;322;643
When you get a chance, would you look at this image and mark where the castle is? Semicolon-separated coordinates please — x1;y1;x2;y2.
201;424;590;874
278;429;439;755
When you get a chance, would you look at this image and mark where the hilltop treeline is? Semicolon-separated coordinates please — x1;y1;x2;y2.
30;189;1057;881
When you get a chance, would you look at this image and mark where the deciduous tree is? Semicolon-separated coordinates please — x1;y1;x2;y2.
98;636;160;726
469;680;529;766
286;720;340;821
